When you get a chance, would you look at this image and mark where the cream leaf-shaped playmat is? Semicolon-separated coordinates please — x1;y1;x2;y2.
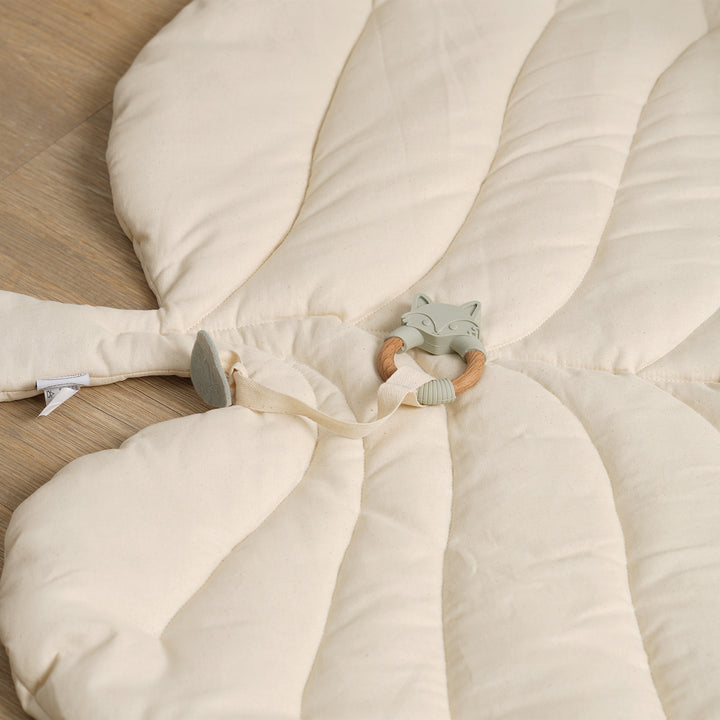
1;0;720;718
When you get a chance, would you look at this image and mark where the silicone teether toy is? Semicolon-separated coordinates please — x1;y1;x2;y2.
377;294;486;405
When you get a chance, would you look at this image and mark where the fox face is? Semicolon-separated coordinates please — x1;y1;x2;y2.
402;294;481;340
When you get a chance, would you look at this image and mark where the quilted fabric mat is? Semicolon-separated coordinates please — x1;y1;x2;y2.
1;1;719;718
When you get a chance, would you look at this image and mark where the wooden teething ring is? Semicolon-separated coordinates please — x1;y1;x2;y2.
377;336;486;396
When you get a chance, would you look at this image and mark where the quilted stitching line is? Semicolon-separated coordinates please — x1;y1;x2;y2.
303;405;453;716
157;435;323;641
299;438;368;717
0;369;193;398
635;378;720;437
205;313;345;334
157;353;365;641
640;374;720;384
637;306;720;377
353;0;560;328
501;363;670;720
498;358;719;428
494;354;720;385
372;9;411;192
184;4;376;334
493;26;712;354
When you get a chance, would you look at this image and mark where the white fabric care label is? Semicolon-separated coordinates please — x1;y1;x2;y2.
36;373;90;417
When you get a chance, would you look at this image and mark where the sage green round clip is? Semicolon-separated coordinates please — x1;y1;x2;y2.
190;330;232;408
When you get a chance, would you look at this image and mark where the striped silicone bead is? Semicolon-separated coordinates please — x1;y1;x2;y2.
416;377;456;406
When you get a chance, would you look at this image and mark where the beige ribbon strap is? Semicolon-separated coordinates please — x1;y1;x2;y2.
231;364;431;440
378;336;486;404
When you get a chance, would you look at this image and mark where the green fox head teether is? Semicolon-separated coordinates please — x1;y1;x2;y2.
391;293;484;358
378;294;486;406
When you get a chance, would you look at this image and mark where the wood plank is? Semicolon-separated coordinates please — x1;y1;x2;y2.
0;2;198;717
0;104;157;307
0;0;189;179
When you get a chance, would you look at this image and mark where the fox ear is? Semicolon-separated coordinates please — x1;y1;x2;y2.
412;293;432;310
461;301;481;320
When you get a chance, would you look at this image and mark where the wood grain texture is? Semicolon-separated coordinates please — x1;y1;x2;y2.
376;336;404;381
378;338;486;395
0;2;198;717
0;0;192;179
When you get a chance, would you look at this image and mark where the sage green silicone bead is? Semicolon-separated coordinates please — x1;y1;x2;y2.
416;377;456;406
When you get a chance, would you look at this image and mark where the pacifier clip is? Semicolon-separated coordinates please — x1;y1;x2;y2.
191;294;486;439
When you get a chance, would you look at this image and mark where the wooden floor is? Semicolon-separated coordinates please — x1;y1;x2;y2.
0;2;204;717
